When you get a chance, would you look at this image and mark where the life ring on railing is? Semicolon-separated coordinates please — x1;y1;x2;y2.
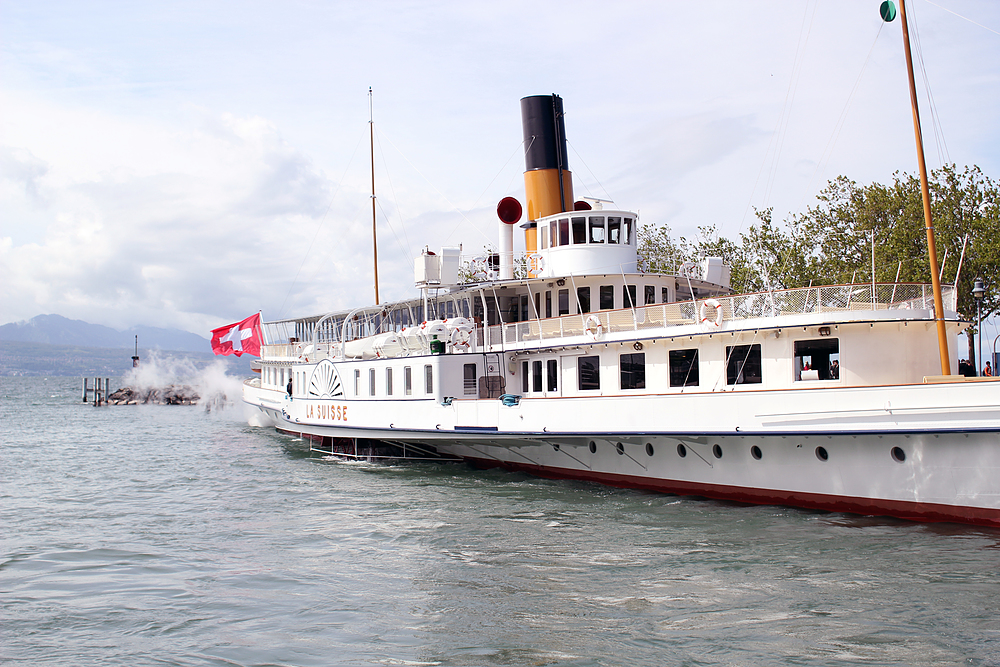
700;299;724;327
585;314;604;340
451;327;471;350
528;254;545;273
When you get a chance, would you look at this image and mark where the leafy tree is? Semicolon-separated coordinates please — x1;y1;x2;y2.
637;164;1000;368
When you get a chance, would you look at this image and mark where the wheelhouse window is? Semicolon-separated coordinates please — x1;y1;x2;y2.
572;217;587;244
669;349;699;387
608;217;621;244
794;338;840;381
589;216;605;243
726;344;762;385
620;353;645;390
540;225;548;249
577;286;591;314
578;355;601;391
623;218;633;244
558;218;570;246
532;360;543;393
600;285;614;310
464;363;477;395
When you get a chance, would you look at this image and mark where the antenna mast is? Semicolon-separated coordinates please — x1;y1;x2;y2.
897;0;950;375
369;88;381;305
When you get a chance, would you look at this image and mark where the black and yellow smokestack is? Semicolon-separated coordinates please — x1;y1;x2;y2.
521;94;574;254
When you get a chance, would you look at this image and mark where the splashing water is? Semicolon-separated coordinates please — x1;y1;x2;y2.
120;351;249;415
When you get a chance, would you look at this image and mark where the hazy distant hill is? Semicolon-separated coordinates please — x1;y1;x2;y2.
0;314;210;352
0;341;254;377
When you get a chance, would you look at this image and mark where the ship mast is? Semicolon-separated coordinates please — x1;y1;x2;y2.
896;0;951;374
370;87;381;305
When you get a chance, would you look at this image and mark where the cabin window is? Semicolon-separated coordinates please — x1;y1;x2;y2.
545;291;552;318
404;366;412;395
577;286;591;314
589;216;605;243
547;359;558;391
572;217;587;244
541;225;548;249
558;218;570;246
521;361;529;393
366;368;374;396
794;338;840;381
608;217;621;244
386;367;393;395
520;295;529;322
726;344;762;385
558;289;569;315
623;218;633;244
662;286;670;303
578;355;601;391
534;292;541;319
669;349;699;387
623;285;637;309
506;298;520;323
532;360;543;392
424;365;433;394
644;285;656;305
600;285;614;310
620;353;646;390
354;369;360;395
464;363;477;395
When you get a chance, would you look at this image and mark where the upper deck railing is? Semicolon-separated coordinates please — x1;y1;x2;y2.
261;282;955;360
483;282;957;348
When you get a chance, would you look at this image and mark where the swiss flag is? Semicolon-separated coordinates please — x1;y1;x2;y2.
211;313;263;357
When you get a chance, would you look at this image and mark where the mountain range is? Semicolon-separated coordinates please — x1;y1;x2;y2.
0;314;210;352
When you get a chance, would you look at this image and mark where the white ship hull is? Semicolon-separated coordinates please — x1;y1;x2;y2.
245;373;1000;527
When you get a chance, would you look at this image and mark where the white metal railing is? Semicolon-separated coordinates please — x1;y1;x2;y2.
261;283;954;361
485;282;956;347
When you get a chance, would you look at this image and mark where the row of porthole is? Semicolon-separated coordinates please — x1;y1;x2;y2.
583;441;908;463
675;443;907;463
585;441;658;457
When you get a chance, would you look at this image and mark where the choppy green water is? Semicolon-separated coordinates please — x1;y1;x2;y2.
3;376;1000;666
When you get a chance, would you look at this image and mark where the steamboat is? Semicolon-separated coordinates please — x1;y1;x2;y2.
243;91;1000;527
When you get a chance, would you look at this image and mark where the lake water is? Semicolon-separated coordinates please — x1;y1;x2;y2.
3;375;1000;666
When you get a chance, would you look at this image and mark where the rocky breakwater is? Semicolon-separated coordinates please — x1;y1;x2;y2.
107;385;202;405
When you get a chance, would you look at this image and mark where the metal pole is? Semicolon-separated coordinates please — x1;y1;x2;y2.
978;299;983;376
369;87;380;306
899;0;951;375
83;378;88;402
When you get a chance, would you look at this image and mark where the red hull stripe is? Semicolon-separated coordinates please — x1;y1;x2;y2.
464;457;1000;529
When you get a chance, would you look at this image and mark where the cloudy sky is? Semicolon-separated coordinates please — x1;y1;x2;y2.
2;0;999;338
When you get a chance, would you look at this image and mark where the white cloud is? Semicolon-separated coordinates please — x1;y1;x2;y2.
1;0;998;336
